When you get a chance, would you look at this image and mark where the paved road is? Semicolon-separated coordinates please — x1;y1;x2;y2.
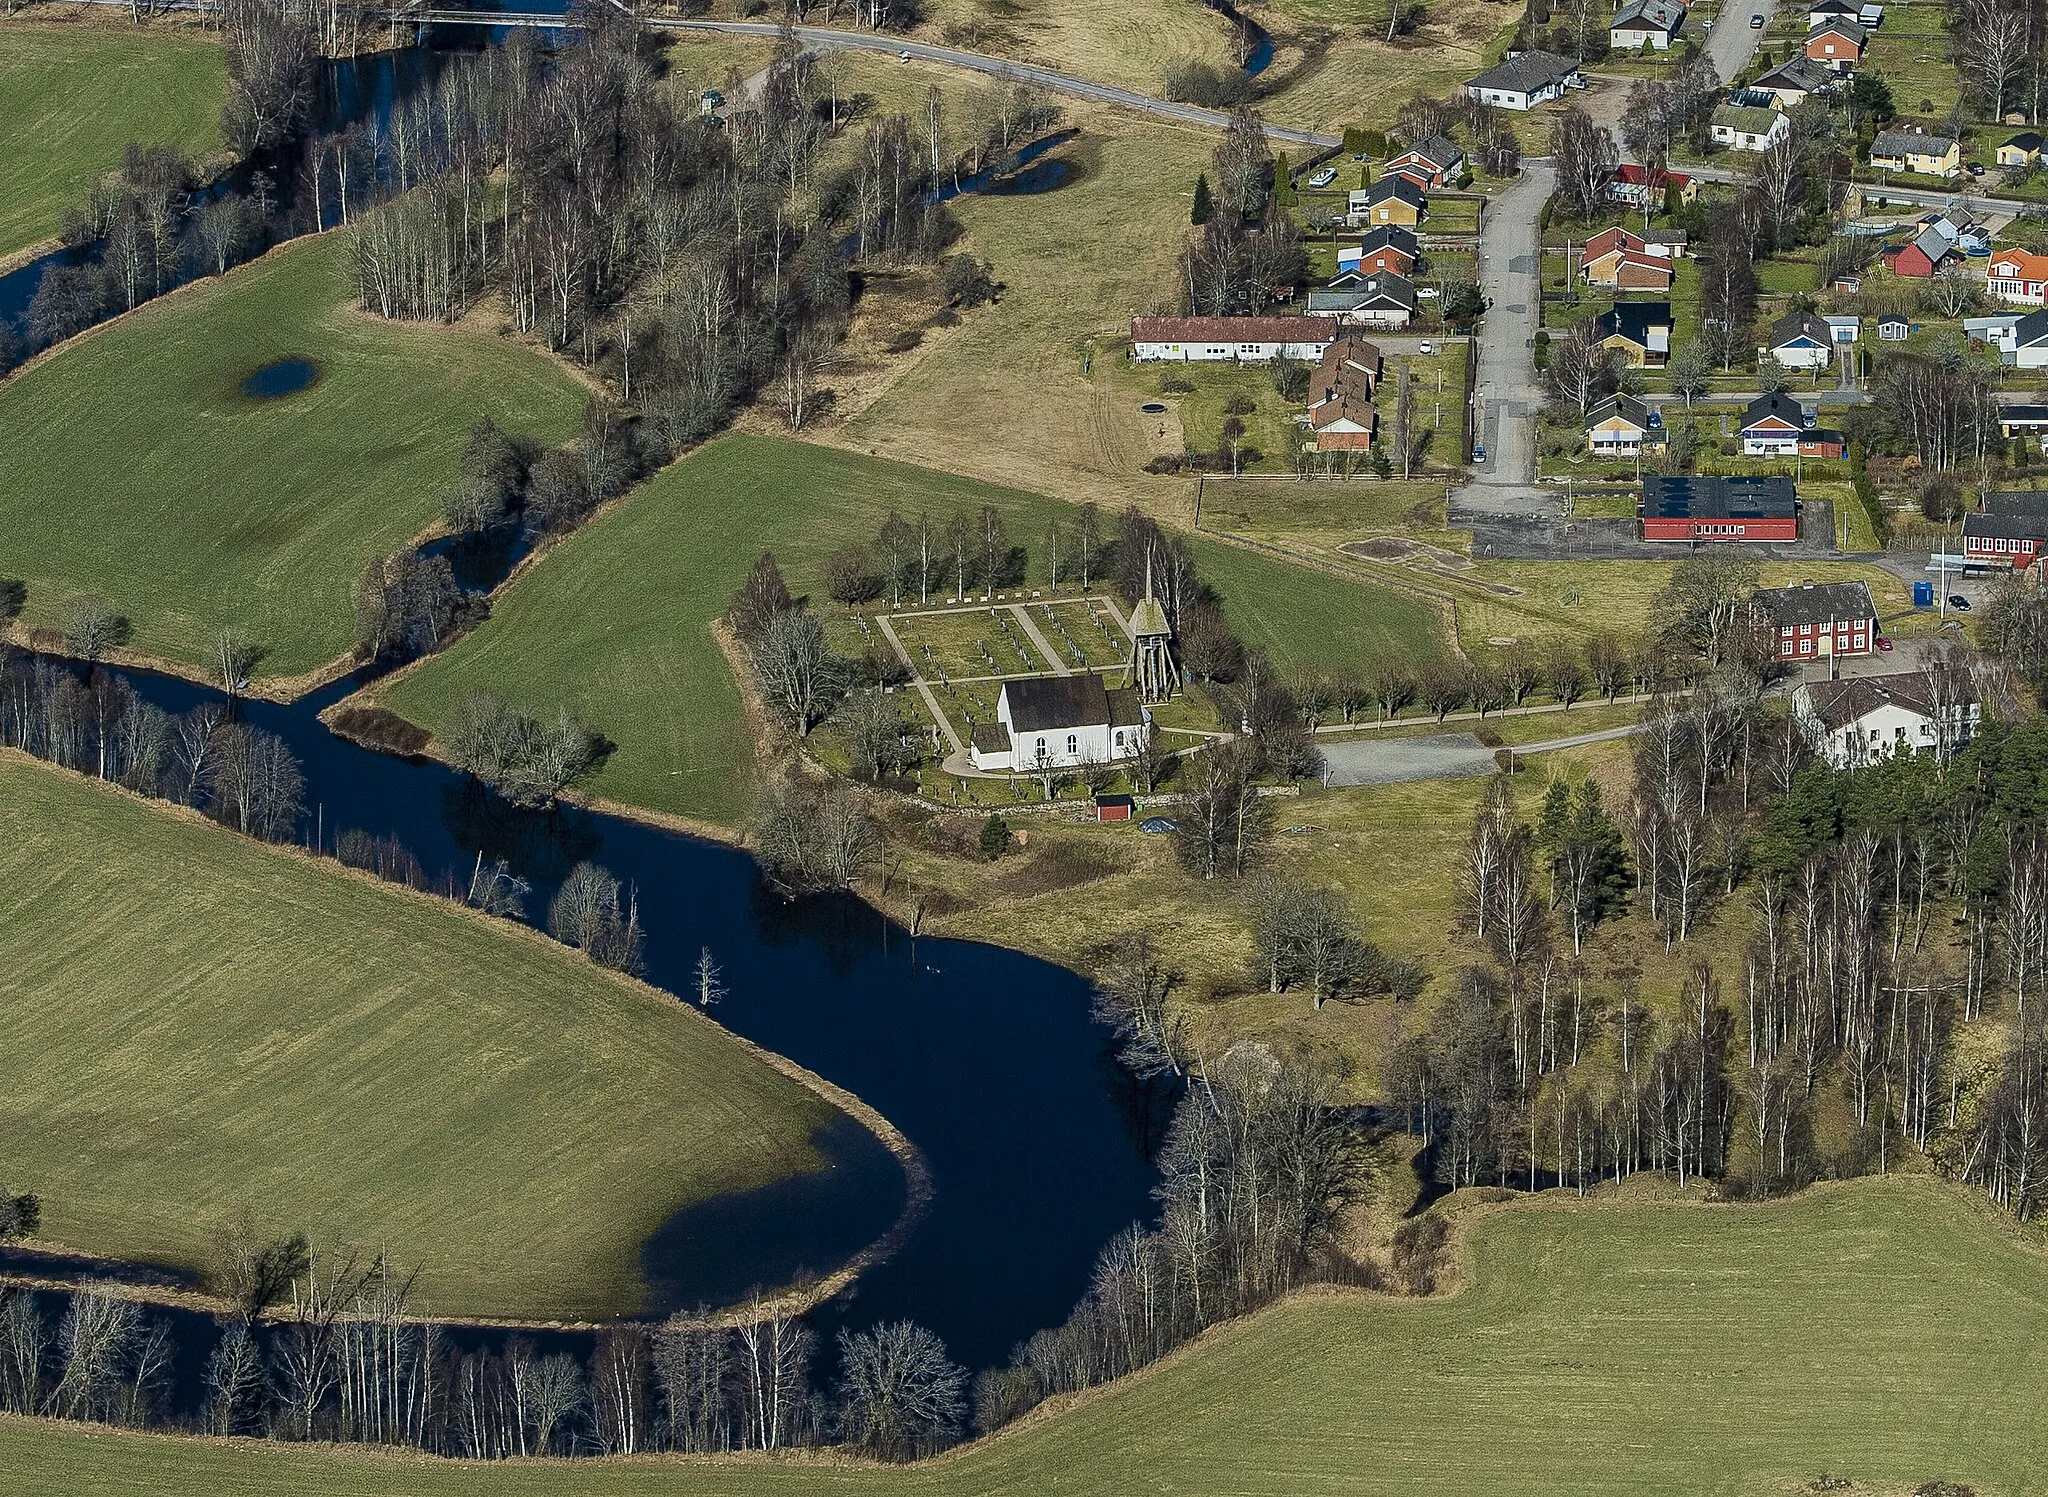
1701;0;1777;83
1451;158;1555;516
1321;722;1644;788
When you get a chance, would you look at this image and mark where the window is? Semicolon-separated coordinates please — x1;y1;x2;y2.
1114;731;1125;750
1035;736;1046;757
1067;734;1078;755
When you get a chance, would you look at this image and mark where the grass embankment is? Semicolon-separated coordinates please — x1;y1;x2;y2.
371;435;1446;827
0;232;584;682
0;25;226;259
0;754;833;1321
1;1178;2041;1493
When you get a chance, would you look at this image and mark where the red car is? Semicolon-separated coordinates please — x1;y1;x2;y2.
1875;636;1894;651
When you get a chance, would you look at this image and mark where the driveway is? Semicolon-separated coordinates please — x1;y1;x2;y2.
1453;158;1555;518
1321;722;1643;787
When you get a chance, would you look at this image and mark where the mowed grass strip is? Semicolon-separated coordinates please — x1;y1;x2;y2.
373;435;1445;827
0;754;831;1320
0;25;227;258
1;1179;2045;1492
0;232;585;679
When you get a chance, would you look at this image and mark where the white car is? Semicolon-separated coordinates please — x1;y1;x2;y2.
1418;340;1434;354
1416;286;1440;298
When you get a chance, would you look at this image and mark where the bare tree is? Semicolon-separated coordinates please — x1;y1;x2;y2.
836;1320;966;1461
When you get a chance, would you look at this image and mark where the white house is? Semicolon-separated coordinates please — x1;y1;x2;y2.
1130;315;1338;363
1710;104;1792;151
1988;249;2048;307
1793;671;1979;769
1611;0;1687;49
1767;309;1836;370
2013;308;2048;369
1307;273;1417;328
1463;50;1583;110
1966;313;2024;352
967;673;1150;772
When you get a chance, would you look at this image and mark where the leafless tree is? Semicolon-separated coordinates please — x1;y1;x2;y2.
836;1320;966;1461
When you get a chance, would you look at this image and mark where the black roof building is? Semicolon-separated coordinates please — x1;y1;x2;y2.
1752;581;1878;627
1001;674;1144;733
1641;475;1798;522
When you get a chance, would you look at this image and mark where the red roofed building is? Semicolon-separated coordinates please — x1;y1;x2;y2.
1989;248;2048;306
1605;163;1695;208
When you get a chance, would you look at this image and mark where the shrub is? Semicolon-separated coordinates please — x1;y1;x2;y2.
980;813;1013;860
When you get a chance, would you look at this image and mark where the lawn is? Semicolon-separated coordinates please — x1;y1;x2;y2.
371;436;1448;827
0;232;584;682
0;754;834;1321
7;1179;2048;1492
892;606;1050;678
0;25;226;259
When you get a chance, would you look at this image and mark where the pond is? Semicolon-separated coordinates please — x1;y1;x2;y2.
35;661;1168;1374
239;359;320;400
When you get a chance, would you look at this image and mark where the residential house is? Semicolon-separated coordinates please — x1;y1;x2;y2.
1711;104;1792;151
1740;391;1812;455
1612;0;1687;49
1961;491;2048;568
1751;56;1838;108
1596;300;1673;365
1306;338;1382;451
2012;307;2048;369
1967;312;2025;352
1335;225;1419;277
1463;50;1583;110
1880;223;1956;278
1130;315;1337;362
1307;272;1417;328
1585;392;1665;457
1869;127;1961;178
1640;475;1800;541
1579;227;1676;290
1805;0;1858;25
1751;580;1878;661
1997;404;2048;444
1606;163;1697;207
1794;671;1979;767
1989;248;2048;306
1876;312;1912;340
1767;309;1838;370
1348;174;1426;227
1384;135;1466;189
1804;17;1867;70
1997;131;2044;168
967;674;1150;773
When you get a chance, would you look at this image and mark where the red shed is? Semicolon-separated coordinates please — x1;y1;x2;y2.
1094;794;1135;822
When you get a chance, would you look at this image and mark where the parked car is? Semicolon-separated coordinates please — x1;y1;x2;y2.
1307;165;1339;189
1419;340;1434;353
1966;163;1986;177
1473;441;1486;460
1949;594;1972;611
1749;11;1764;23
1875;636;1894;651
1417;286;1440;298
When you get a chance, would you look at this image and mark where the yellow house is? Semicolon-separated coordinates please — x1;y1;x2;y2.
1999;131;2045;167
1585;393;1665;457
1869;127;1961;179
1346;175;1426;227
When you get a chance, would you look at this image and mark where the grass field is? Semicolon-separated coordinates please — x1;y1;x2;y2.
0;25;226;259
4;1179;2046;1492
372;436;1447;826
0;754;833;1320
0;232;584;681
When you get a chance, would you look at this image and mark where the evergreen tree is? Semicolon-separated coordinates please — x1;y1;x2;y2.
1191;173;1214;225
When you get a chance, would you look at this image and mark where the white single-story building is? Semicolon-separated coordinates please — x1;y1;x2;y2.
1767;310;1837;370
1793;670;1979;769
1463;50;1583;110
1611;0;1687;49
968;673;1151;772
1711;104;1792;151
2012;308;2048;369
1130;315;1338;363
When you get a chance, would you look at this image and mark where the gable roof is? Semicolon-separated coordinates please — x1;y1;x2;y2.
1807;15;1866;41
1587;392;1654;432
1362;173;1426;206
1797;670;1974;732
1355;224;1420;255
1771;309;1834;349
1583;225;1647;259
1963;509;2048;543
1991;248;2048;279
1743;391;1810;431
1982;490;2048;519
1754;55;1835;92
1643;475;1798;522
1613;0;1686;31
1876;311;1912;329
1309;272;1417;312
1597;300;1673;346
1752;580;1876;626
1808;0;1857;14
1713;104;1783;134
1003;674;1116;733
1392;134;1464;169
1467;49;1581;96
1873;127;1957;158
2018;308;2048;346
2006;131;2047;152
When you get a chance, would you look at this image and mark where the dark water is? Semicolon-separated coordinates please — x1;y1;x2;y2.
934;131;1078;204
239;359;320;399
44;663;1165;1373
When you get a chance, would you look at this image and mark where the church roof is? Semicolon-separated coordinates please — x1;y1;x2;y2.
1129;596;1170;637
1003;673;1116;732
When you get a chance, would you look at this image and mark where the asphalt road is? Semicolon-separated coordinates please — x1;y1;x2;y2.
1451;158;1555;512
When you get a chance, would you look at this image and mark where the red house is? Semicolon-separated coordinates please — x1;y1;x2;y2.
1880;224;1953;279
1752;581;1878;663
1640;476;1800;543
1962;491;2048;571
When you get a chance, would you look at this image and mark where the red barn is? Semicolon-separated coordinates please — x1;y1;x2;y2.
1639;476;1800;543
1094;794;1135;822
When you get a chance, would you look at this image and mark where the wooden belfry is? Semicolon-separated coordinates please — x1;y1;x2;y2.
1123;550;1181;703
